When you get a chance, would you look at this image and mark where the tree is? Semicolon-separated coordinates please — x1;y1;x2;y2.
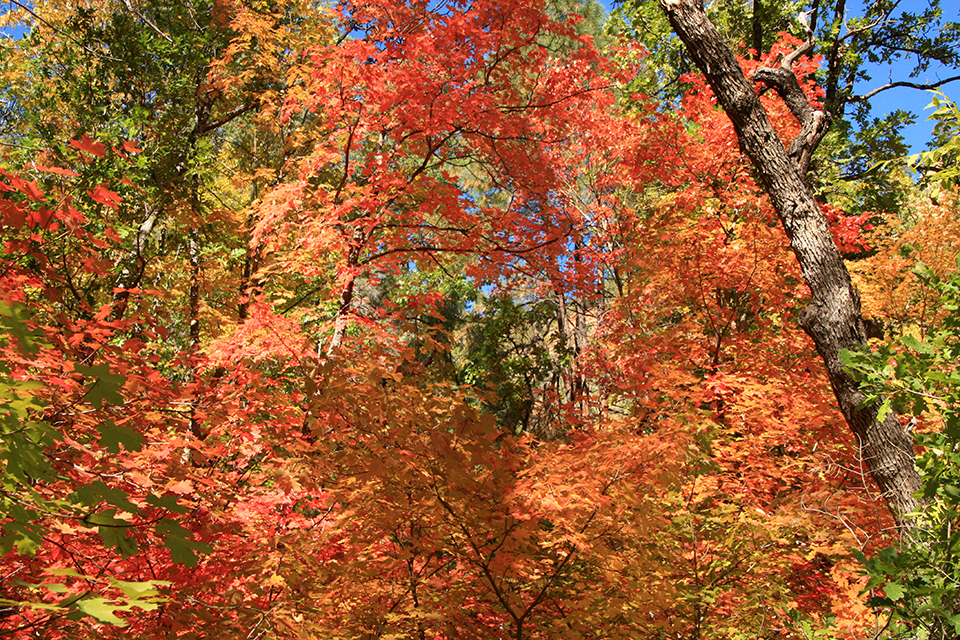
0;139;214;633
905;90;960;193
653;0;922;526
0;1;334;634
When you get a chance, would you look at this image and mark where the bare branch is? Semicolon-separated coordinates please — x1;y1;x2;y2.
781;37;814;69
196;102;258;136
851;74;960;103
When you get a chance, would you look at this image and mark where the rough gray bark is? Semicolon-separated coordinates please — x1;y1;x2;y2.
657;0;921;526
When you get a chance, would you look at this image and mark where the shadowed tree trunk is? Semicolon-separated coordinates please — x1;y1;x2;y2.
657;0;921;528
750;0;763;58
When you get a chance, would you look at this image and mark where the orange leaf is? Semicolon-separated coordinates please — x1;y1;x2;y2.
166;480;193;495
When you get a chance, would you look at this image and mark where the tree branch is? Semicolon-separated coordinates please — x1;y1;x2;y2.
194;102;259;138
752;41;831;172
120;0;173;42
850;74;960;103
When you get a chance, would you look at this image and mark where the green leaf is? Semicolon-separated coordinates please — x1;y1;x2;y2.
901;334;935;355
40;583;70;594
47;568;84;578
97;419;144;453
0;302;47;354
950;614;960;634
75;364;125;409
156;520;211;567
1;421;60;484
145;493;187;514
0;597;63;612
0;520;43;556
110;578;170;600
876;398;893;423
884;582;906;601
71;481;139;514
76;597;128;626
87;509;138;557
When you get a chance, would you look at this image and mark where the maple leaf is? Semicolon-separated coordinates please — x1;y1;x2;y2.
87;184;123;208
69;133;107;158
0;2;920;637
17;179;45;201
34;164;80;177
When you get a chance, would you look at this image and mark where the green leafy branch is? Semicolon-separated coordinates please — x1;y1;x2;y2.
0;568;171;628
841;260;960;640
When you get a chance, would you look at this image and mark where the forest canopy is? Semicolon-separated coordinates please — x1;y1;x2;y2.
0;0;959;637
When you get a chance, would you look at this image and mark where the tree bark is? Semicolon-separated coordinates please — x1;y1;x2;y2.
750;0;763;59
657;0;921;527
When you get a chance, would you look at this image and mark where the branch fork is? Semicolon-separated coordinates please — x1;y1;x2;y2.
753;37;830;172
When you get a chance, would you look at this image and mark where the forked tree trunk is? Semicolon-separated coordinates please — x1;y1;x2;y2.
657;0;921;527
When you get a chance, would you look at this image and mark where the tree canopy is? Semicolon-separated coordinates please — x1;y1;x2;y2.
0;0;959;637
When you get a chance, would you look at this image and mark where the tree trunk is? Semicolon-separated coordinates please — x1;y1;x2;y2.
750;0;763;59
657;0;921;527
111;205;157;321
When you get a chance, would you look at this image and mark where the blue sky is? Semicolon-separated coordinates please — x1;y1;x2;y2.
846;0;960;152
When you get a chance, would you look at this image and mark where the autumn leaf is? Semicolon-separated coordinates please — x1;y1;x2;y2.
34;164;80;177
69;133;106;158
87;184;123;208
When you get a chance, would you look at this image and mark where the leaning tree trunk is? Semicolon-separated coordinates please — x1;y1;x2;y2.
657;0;921;527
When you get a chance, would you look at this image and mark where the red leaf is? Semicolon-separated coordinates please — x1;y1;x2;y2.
88;184;123;208
35;164;81;177
69;133;106;158
18;179;45;201
0;201;26;228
